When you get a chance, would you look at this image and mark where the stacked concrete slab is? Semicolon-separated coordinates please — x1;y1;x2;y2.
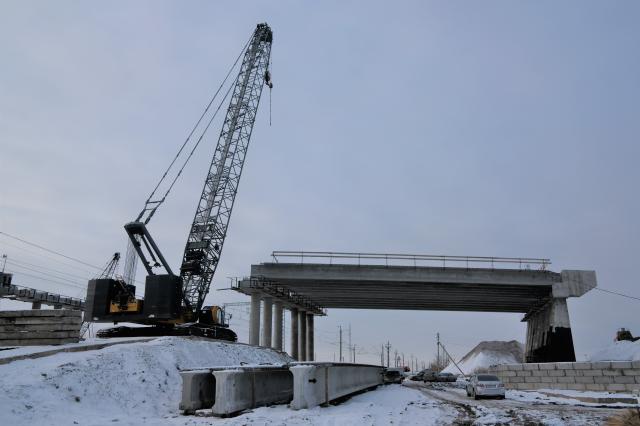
488;361;640;393
0;310;82;346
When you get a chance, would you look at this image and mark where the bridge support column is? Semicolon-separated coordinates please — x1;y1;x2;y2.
249;293;261;346
261;297;272;347
524;298;576;363
298;310;307;361
290;308;299;360
306;313;314;361
272;301;283;350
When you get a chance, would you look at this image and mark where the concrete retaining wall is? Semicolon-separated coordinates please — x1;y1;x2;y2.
488;361;640;393
0;310;82;346
290;363;384;410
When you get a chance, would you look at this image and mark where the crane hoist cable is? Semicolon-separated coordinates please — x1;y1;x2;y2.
137;34;253;225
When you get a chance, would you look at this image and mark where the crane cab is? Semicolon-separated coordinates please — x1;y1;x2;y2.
198;305;228;327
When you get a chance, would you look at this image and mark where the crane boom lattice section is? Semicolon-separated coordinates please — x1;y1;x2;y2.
180;24;273;311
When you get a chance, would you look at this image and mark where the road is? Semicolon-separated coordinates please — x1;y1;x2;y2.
404;381;625;425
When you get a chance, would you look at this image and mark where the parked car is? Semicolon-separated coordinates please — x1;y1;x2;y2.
409;369;429;381
435;372;456;382
465;374;505;400
383;368;404;384
421;370;437;382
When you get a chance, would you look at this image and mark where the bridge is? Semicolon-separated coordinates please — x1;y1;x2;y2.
233;251;597;364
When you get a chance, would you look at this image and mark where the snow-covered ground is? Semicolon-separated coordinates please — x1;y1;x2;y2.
442;341;523;375
589;339;640;361
0;337;291;426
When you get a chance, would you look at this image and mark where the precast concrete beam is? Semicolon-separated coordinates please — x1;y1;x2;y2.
290;363;384;410
298;310;307;361
273;301;283;350
211;367;293;416
249;293;261;346
290;308;299;360
306;314;314;361
262;297;273;347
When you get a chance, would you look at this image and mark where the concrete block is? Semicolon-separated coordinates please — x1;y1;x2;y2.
290;363;383;410
613;376;636;384
605;384;627;392
515;383;537;390
540;376;557;383
532;370;547;377
549;370;565;377
212;366;293;416
0;338;79;346
179;370;215;413
553;383;569;390
557;376;575;383
566;383;586;391
591;362;611;369
516;370;532;377
509;376;524;383
622;369;640;376
603;369;622;376
625;384;640;392
0;310;81;318
539;363;556;370
564;369;579;376
575;376;595;384
632;360;640;369
585;384;606;391
523;363;539;370
525;376;541;383
636;376;640;384
0;331;78;339
594;376;614;384
502;371;517;377
505;364;523;371
496;365;508;371
573;362;592;370
556;362;575;370
610;361;632;369
582;370;603;377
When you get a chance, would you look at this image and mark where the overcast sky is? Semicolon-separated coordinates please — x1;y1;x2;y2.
1;1;639;365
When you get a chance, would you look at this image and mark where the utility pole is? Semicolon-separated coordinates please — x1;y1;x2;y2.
381;344;384;366
402;353;405;368
394;350;398;367
436;332;440;371
339;326;343;362
352;344;356;363
385;341;391;367
1;254;6;273
348;324;351;362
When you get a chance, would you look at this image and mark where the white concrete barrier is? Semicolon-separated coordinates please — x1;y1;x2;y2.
179;370;216;413
290;363;384;410
211;366;293;416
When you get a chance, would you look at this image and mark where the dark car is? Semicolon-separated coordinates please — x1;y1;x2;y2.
435;372;457;382
383;368;404;384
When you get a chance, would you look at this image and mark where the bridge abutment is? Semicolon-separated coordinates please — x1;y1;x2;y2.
524;298;575;362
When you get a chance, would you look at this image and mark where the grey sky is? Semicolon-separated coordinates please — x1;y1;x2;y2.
1;1;638;364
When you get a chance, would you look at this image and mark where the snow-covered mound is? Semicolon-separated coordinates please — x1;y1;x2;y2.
443;340;524;375
589;339;640;361
0;337;292;426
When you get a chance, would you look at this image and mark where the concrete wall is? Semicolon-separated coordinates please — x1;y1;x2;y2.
488;361;640;393
0;310;81;346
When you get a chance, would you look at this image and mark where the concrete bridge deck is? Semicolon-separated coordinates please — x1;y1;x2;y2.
244;263;559;313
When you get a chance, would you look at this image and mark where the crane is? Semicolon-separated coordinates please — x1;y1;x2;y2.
85;23;273;340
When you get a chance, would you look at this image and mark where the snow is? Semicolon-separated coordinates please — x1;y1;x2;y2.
589;339;640;361
171;385;457;426
507;389;639;408
0;337;291;426
442;350;520;375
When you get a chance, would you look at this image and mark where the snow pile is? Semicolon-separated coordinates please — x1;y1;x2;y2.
442;340;524;375
589;339;640;361
0;337;291;426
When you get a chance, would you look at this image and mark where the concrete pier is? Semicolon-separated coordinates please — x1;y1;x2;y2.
249;293;261;346
298;310;307;361
273;301;283;350
306;314;314;361
290;308;299;360
261;297;272;347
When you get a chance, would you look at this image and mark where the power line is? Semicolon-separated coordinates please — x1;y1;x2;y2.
595;287;640;302
0;231;102;271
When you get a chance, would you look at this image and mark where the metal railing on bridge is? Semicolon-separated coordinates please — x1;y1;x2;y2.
271;251;551;271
